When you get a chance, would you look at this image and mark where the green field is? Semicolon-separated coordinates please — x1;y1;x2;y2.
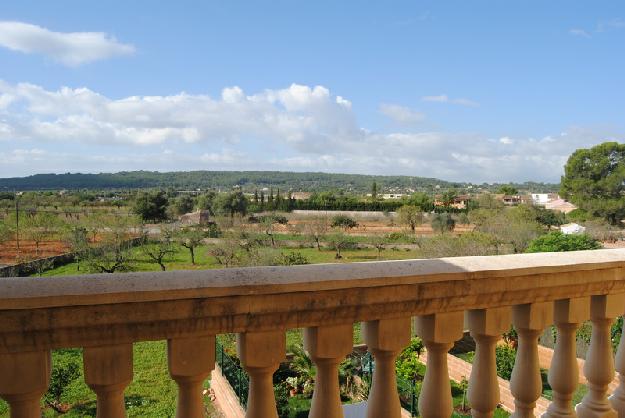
39;242;422;277
0;341;220;418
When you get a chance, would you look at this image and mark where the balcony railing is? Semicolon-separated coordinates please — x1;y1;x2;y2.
2;249;625;418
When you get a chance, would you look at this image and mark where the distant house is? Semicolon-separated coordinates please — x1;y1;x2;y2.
381;193;405;200
179;210;212;225
291;192;312;201
499;194;522;206
560;223;586;235
531;193;559;205
434;194;472;209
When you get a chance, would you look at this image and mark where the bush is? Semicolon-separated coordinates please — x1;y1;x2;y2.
45;350;81;408
275;252;310;266
430;213;455;234
495;345;516;380
206;223;222;238
274;382;290;418
525;231;602;253
395;337;425;381
331;215;359;230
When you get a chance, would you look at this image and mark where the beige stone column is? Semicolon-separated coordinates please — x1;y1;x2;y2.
511;302;553;418
468;307;512;418
610;314;625;415
415;311;464;418
543;298;589;418
304;324;353;418
237;330;286;418
0;350;50;418
576;294;625;418
84;343;133;418
168;335;216;418
363;317;411;418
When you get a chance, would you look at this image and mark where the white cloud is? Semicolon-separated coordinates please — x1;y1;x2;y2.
0;21;134;66
569;28;591;38
597;18;625;32
379;103;425;124
421;94;479;107
0;80;620;183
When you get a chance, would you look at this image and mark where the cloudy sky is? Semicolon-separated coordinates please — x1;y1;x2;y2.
1;1;624;183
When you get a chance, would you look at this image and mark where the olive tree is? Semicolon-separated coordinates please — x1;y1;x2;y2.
397;205;423;233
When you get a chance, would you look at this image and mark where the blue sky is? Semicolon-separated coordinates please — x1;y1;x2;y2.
0;1;624;182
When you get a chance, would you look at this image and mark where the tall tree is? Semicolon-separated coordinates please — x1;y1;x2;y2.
430;213;456;234
497;185;519;195
371;181;378;201
561;142;625;225
196;191;217;214
214;191;249;218
176;226;206;265
141;229;176;271
304;217;329;250
171;195;195;216
397;205;423;233
406;192;434;212
133;191;169;222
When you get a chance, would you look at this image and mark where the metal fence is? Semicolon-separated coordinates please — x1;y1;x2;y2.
216;340;250;408
356;351;418;417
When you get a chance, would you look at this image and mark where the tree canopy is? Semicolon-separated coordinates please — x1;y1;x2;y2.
561;142;625;225
133;191;169;222
525;232;601;253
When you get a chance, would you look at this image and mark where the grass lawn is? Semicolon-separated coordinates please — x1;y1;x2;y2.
39;243;422;277
0;341;220;418
452;350;589;406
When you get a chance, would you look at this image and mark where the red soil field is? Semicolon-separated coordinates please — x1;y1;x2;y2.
0;239;70;266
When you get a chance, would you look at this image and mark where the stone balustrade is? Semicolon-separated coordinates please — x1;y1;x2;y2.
2;249;625;418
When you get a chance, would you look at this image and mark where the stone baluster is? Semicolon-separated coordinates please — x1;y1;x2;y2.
415;311;464;418
83;343;134;418
543;297;589;418
304;324;353;418
510;302;553;418
610;312;625;415
237;330;286;418
363;317;411;418
577;294;625;418
467;307;512;418
0;350;50;418
168;335;215;418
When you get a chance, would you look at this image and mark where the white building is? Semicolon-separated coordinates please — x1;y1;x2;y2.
531;193;558;205
560;223;586;235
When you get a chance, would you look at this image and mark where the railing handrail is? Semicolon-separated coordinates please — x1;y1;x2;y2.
2;249;625;309
1;248;625;354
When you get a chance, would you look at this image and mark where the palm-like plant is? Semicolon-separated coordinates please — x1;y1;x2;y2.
289;344;316;396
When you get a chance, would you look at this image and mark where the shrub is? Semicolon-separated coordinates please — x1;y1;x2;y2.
525;231;602;253
275;252;310;266
495;344;516;380
206;223;222;238
395;337;425;381
45;351;81;409
331;215;359;230
274;382;290;418
430;212;455;234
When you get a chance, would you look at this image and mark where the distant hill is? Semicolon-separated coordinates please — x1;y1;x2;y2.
0;171;559;193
